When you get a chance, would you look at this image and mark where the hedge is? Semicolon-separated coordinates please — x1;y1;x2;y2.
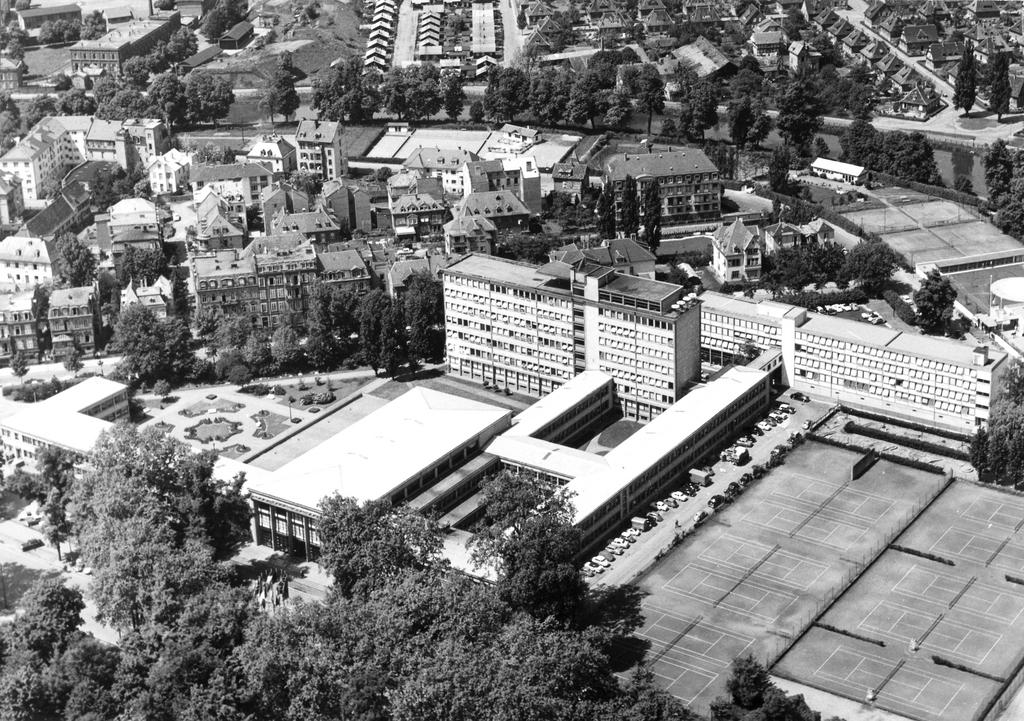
806;433;946;474
883;290;918;326
777;288;868;310
890;544;956;566
839;405;972;442
931;655;1005;682
842;421;970;461
1007;574;1024;586
816;623;886;647
869;170;982;208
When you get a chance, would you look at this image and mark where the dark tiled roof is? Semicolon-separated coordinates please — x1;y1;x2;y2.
606;148;718;180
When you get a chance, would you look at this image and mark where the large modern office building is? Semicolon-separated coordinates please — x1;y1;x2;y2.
442;254;702;421
700;291;1005;431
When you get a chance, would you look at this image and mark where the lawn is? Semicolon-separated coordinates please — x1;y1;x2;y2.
22;45;70;78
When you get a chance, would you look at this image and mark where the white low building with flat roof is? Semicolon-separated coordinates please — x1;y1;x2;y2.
809;157;867;184
0;376;130;467
243;387;513;560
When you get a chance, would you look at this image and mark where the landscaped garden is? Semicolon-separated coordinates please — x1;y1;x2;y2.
252;410;292;440
184;416;243;444
180;397;245;417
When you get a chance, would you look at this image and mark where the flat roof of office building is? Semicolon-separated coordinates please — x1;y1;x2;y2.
603;273;682;303
487;435;612;481
244;387;511;513
505;370;613;438
444;253;569;292
40;376;127;412
700;290;805;321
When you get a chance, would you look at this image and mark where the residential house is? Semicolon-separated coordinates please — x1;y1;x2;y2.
749;30;785;59
0;236;53;292
48;285;98;358
270;208;342;245
968;0;1001;21
859;40;887;65
551;161;590;200
893;85;941;119
246;134;297;175
443;216;496;255
876;13;904;42
194;188;246;251
261;182;310;225
0;291;40;358
318;247;373;295
841;29;870;58
926;41;963;70
120;275;174;318
295;119;347;180
711;219;761;282
0;172;23;225
108;197;161;235
146;148;192;195
403;146;479;194
0;58;25;90
454;190;531;231
486;124;540;157
385;255;445;297
319;181;372;234
17;183;91;240
900;24;939;56
116;118;169;169
875;52;903;77
461;156;542;214
550;237;657;279
789;40;822;72
190;163;273;206
391;193;449;242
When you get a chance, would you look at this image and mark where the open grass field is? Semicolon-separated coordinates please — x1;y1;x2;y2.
627;441;947;715
946;263;1024;315
776;481;1024;721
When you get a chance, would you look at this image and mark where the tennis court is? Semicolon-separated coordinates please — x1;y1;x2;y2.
631;442;947;715
777;481;1024;721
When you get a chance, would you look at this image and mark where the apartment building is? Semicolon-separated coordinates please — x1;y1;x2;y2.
711;219;762;282
191;233;371;329
146;148;192;194
246;134;297;175
443;254;702;421
320;180;372;234
117;118;170;168
190;163;273;206
0;172;22;226
70;12;181;76
699;291;1006;431
604;148;721;227
294;120;347;180
0;118;73;207
0;290;40;359
461;156;542;214
48;285;98;359
0;235;53;292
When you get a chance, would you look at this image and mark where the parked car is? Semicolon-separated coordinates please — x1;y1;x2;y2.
693;511;709;526
725;482;742;497
777;403;795;414
750;425;764;436
708;494;729;509
653;501;669;512
646;511;664;523
790;391;810;403
609;538;629;549
663;497;678;508
592;555;611;567
739;473;754;486
802;419;812;430
682;483;700;497
582;565;597;577
20;538;43;552
623;527;642;538
671;491;688;502
757;421;773;432
619;532;637;543
603;545;624;556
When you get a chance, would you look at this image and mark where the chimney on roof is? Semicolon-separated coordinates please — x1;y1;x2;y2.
974;346;989;366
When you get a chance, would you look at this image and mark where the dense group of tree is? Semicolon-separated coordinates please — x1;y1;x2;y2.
983;139;1024;239
972;358;1024;489
838;120;941;185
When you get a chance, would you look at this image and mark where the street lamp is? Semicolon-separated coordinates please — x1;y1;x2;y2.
97;359;104;377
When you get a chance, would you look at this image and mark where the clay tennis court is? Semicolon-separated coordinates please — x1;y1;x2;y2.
631;442;947;715
777;482;1024;721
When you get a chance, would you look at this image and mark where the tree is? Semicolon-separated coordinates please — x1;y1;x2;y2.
954;175;975;194
262;52;300;123
381;65;443;121
165;27;198;63
768;146;792;194
25;94;57;128
566;70;609;128
989;51;1011;121
148;72;188;128
470;470;586;623
842;241;899;294
304;282;342;370
184;72;234;126
953;41;977;116
813;136;830;159
726;655;773;709
317;495;441;597
528;67;572;125
775;78;824;151
596;183;616;239
35;446;76;558
985;138;1015;206
201;0;246;40
633;64;665;134
122;56;150;89
378;300;407;377
118;245;167;286
312;58;382;122
96;86;157;121
641;179;661;254
441;71;465;121
603;89;633;127
973;401;1024;486
358;290;388;374
680;80;719;140
271;324;303;370
242;332;273;376
468;99;485;123
81;10;107;40
62;347;83;376
8;578;84;663
483;66;529;122
748;109;773;147
727;97;755;147
55;88;96;116
404;272;443;362
913;269;957;333
10;351;28;380
619;175;639;237
54;231;96;288
112;305;195;384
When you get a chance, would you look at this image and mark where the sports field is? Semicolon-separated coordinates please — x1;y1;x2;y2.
631;441;947;714
776;482;1024;721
